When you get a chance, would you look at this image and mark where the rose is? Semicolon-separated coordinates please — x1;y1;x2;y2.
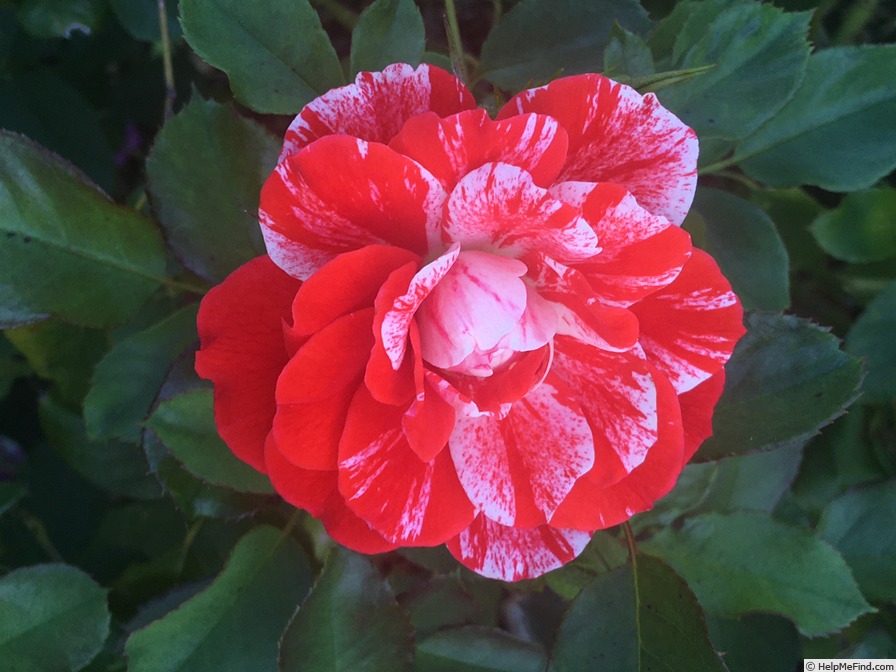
196;63;745;581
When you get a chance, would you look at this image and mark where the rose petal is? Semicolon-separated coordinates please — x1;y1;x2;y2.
195;256;301;472
281;63;475;158
550;364;684;529
259;136;446;280
389;109;568;190
338;387;475;546
449;376;594;527
498;74;698;226
631;248;745;393
447;515;592;581
264;435;396;553
445;163;599;262
678;369;726;462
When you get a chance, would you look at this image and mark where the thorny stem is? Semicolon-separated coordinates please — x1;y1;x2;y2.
444;0;469;88
158;0;176;122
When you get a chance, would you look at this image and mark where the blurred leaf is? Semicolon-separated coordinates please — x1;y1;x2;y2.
109;0;180;42
146;97;277;282
180;0;343;114
734;45;896;190
279;547;414;672
147;389;273;494
657;2;810;140
811;189;896;264
398;574;480;639
350;0;424;76
16;0;106;39
698;313;863;460
479;0;651;91
0;71;115;191
126;526;310;672
414;626;547;672
752;188;826;272
642;511;874;636
40;396;161;500
0;132;169;328
83;305;198;443
543;531;628;600
4;320;106;406
692;188;790;311
0;482;26;517
0;338;29;399
603;24;655;80
817;480;896;602
846;279;896;403
706;614;801;672
0;563;110;672
551;555;728;672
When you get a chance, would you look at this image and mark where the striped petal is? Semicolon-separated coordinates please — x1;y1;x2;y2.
449;376;594;527
195;256;301;472
498;74;698;226
389;109;568;190
445;163;599;263
259;136;446;279
447;515;591;581
281;63;475;159
631;249;745;394
338;386;475;546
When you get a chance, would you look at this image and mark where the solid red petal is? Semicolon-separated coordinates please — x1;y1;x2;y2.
631;248;745;394
288;245;420;338
566;182;693;307
550;365;684;530
449;376;594;527
195;256;301;472
448;345;551;413
445;163;599;263
389;109;569;190
338;386;475;546
446;515;592;581
259;136;446;280
274;309;373;470
552;338;658;488
402;373;456;462
264;435;396;553
498;74;698;226
678;369;725;462
281;63;475;158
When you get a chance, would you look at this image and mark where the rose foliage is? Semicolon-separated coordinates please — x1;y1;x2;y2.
196;63;745;580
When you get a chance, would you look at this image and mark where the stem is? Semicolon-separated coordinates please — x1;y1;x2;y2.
622;522;643;669
310;0;359;31
698;154;740;175
160;277;209;295
444;0;469;87
834;0;878;44
18;510;64;562
176;519;204;574
158;0;176;122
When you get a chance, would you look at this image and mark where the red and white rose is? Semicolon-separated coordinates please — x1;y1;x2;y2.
196;63;745;581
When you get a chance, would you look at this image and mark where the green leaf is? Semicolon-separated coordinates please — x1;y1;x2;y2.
126;526;311;672
543;531;629;600
399;575;480;639
551;555;728;672
279;547;414;672
83;305;199;443
479;0;651;91
657;2;810;140
751;188;826;273
16;0;106;38
0;563;110;672
146;97;278;282
180;0;343;114
817;480;896;602
414;626;547;672
846;279;896;403
0;71;115;192
39;396;161;500
811;189;896;264
642;511;874;636
147;389;273;494
0;132;169;328
733;45;896;190
697;313;864;460
109;0;180;42
691;188;790;311
706;614;800;672
602;24;655;80
350;0;424;76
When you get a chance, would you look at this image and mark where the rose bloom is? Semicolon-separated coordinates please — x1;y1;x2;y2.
196;63;745;581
